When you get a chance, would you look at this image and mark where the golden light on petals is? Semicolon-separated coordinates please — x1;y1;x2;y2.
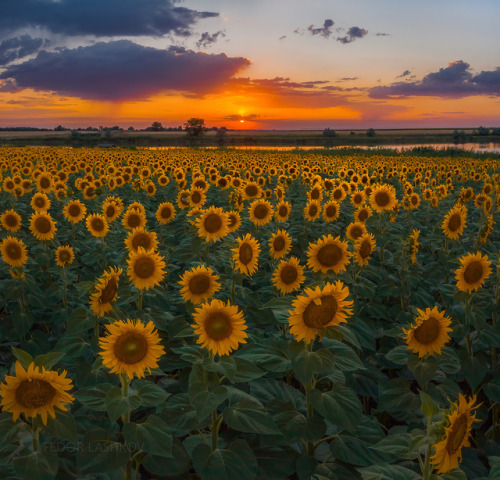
455;252;492;292
354;233;376;267
155;202;176;224
1;235;28;267
86;214;109;238
179;264;221;304
232;233;260;275
1;209;22;232
29;212;56;241
63;200;86;223
55;245;75;268
269;229;292;259
89;266;122;317
127;247;166;290
196;206;229;243
307;234;351;274
272;257;305;294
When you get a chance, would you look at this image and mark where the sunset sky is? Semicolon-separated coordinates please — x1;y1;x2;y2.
1;0;499;130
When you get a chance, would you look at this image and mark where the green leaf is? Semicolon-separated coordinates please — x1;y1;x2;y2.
322;338;364;371
370;433;420;460
133;379;169;407
310;384;362;431
439;468;468;480
105;386;141;423
123;415;173;457
161;394;207;435
236;338;291;372
408;355;438;386
77;383;114;411
378;377;420;422
192;440;258;480
330;435;391;467
488;456;500;479
289;341;335;385
254;447;298;480
33;352;66;370
358;463;421;480
385;345;410;365
44;410;77;442
462;354;488;390
420;390;440;417
11;347;33;369
142;438;190;477
223;399;281;435
13;450;58;480
250;378;306;410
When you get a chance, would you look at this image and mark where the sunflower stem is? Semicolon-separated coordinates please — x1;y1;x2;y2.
422;413;433;480
62;267;68;309
211;411;223;452
19;276;25;314
137;290;143;312
31;420;39;452
101;237;107;267
119;374;131;424
464;294;474;358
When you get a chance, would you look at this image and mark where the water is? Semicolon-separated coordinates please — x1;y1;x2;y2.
146;142;500;153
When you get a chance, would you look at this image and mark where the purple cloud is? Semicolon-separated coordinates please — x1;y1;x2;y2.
369;61;500;98
337;26;368;44
0;40;250;100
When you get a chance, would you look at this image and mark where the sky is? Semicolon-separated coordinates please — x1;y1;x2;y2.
0;0;499;130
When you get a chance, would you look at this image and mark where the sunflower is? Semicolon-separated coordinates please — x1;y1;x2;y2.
322;200;340;222
155;202;176;224
127;247;166;290
307;235;351;274
188;188;206;208
442;205;467;240
29;192;49;213
0;361;74;425
196;206;229;243
331;186;347;203
242;181;262;200
403;307;452;357
226;210;242;233
55;245;75;268
369;184;398;212
269;229;292;259
63;200;87;224
272;257;305;294
29;211;56;241
0;236;28;267
102;199;122;223
99;319;165;380
125;227;158;254
455;252;492;292
346;221;367;241
354;233;376;267
36;173;54;193
122;208;147;231
249;199;274;226
431;394;481;474
1;209;22;232
275;201;291;222
350;190;366;207
288;281;353;343
232;233;260;275
89;266;122;317
86;214;109;238
304;200;321;222
191;299;248;356
354;205;372;223
409;229;420;264
179;265;221;304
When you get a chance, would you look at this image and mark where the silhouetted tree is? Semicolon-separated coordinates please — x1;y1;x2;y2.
322;128;336;137
185;118;207;136
366;128;376;137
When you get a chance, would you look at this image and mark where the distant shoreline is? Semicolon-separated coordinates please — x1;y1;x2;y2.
0;128;499;148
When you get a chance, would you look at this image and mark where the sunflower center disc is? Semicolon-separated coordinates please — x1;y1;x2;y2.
228;215;236;227
326;205;337;218
92;219;104;231
359;240;372;258
134;257;155;279
35;198;46;208
413;316;441;345
273;236;286;252
5;215;17;227
446;413;468;454
303;295;338;328
59;251;71;262
191;192;201;203
15;379;56;409
278;206;288;217
132;233;151;251
463;261;483;284
68;204;81;217
8;244;22;259
316;244;343;267
353;194;362;204
106;206;116;217
280;265;298;284
205;312;232;340
333;189;342;200
309;205;318;216
239;243;253;265
350;226;363;239
204;213;223;233
448;214;462;232
34;217;51;234
127;214;141;228
375;191;390;207
161;207;172;219
245;185;258;197
114;332;148;364
189;274;210;295
100;277;118;304
40;177;51;189
254;205;269;219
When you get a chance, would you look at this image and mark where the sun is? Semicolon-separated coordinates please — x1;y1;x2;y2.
240;119;245;123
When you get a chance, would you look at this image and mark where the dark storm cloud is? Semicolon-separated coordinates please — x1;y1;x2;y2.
196;30;225;49
307;19;335;38
0;40;250;100
0;0;217;37
337;26;368;44
0;35;47;65
0;78;21;92
369;60;500;99
396;70;411;78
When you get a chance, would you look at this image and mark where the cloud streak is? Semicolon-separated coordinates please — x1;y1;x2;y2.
0;35;48;65
196;30;226;49
0;40;250;101
369;60;500;99
337;26;368;44
0;0;217;37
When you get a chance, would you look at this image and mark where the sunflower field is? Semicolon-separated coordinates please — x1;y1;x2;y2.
0;146;499;480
